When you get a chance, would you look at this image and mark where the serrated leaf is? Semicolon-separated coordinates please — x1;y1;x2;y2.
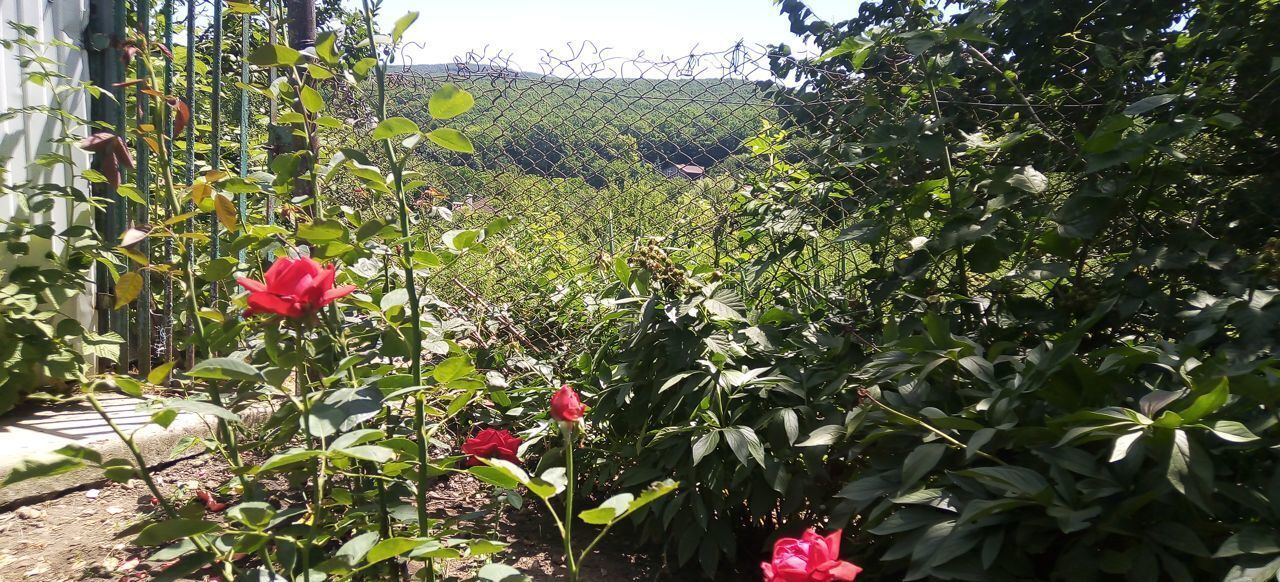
147;361;176;385
134;519;218;546
425;128;474;154
186;357;264;382
247;44;303;67
214;194;238;231
579;493;634;525
428;83;475;120
390;12;418;44
372;117;419;141
114;271;143;308
366;537;426;564
299;85;324;113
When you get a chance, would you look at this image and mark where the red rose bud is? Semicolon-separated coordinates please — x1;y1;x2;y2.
235;256;356;319
762;528;861;582
461;428;523;467
549;384;586;422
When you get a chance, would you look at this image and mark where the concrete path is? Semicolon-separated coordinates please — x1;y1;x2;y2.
0;393;259;508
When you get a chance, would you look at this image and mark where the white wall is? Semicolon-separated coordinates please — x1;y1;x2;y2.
0;0;96;335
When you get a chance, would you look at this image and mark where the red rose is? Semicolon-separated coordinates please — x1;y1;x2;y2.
762;528;861;582
550;384;586;422
235;256;356;319
462;428;522;467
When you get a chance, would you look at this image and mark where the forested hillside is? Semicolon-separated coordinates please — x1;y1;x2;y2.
384;67;775;187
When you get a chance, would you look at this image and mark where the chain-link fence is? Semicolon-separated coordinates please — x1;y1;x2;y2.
338;43;853;355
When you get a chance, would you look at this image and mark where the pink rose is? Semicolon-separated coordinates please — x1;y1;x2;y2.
550;384;586;422
762;528;862;582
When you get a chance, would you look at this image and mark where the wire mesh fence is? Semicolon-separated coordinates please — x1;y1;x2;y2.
335;43;853;354
83;0;863;369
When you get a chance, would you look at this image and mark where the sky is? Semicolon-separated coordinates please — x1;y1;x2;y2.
375;0;862;73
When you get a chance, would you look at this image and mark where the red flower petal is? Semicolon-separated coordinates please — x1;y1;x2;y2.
247;292;297;318
236;277;268;293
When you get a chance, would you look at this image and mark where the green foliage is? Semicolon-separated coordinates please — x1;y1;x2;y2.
559;0;1280;578
0;27;119;415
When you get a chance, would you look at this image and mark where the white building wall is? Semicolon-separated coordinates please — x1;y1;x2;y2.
0;0;96;336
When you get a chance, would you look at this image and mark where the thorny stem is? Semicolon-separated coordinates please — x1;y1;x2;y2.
360;4;433;578
562;426;579;581
85;392;231;580
137;37;248;488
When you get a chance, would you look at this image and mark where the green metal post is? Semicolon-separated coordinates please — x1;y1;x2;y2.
210;0;224;305
184;0;197;367
238;12;251;264
135;0;153;378
112;0;130;372
161;0;174;365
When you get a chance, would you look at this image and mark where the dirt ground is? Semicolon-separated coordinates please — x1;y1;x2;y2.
0;455;693;582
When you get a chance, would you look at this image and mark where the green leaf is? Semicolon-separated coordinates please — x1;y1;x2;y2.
815;36;871;68
300;85;324;113
900;443;946;489
442;229;483;252
579;493;634;525
315;31;340;65
467;539;509;556
530;467;568;498
691;431;719;466
333;445;395;463
1214;527;1280;558
723;426;765;468
390;12;419;44
186;357;264;383
0;453;86;486
1166;429;1193;494
367;537;426;564
425;128;475;154
701;287;746;322
1204;420;1260;443
1124;94;1177;116
247;44;303;67
329;428;385;450
797;425;843;447
101;458;138;483
115;375;143;397
147;361;176;385
258;449;325;472
428;83;475;120
336;532;380;566
1177;378;1228;423
372;117;420;141
226;502;275;529
470;466;521;489
432;356;475;384
134;519;219;546
164;399;241;422
476;563;526;582
297;219;346;242
955;466;1049;497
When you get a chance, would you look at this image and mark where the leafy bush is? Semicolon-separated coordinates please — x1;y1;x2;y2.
564;0;1280;578
0;28;119;414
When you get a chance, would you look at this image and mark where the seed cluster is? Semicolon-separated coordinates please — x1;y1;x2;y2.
629;239;686;294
